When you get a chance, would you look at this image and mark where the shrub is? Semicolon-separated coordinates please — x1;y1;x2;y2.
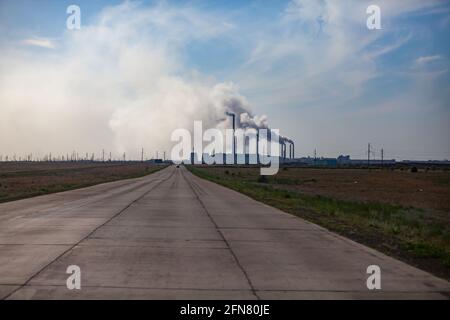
257;175;268;183
411;167;418;173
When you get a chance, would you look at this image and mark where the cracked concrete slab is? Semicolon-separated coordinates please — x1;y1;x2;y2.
0;165;448;299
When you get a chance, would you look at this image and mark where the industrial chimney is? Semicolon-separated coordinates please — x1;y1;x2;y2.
226;112;236;163
256;131;259;164
291;141;295;159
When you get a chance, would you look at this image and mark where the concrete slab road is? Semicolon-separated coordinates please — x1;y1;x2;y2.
0;165;449;299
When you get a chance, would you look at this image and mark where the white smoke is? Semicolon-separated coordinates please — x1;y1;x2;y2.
0;2;272;160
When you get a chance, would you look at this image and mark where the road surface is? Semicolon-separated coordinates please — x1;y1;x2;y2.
0;165;449;299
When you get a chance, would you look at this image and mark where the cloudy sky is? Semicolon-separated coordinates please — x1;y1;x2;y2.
0;0;449;160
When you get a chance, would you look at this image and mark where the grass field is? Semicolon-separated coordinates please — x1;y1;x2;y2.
0;162;167;203
188;165;450;280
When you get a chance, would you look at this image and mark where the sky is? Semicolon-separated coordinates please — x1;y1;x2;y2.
0;0;449;161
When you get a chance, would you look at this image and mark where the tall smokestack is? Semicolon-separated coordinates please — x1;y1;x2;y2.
292;141;295;159
226;112;236;162
256;131;259;164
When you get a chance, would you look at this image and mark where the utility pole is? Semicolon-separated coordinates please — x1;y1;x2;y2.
141;148;144;162
102;149;105;162
109;152;112;162
367;143;371;168
314;149;317;165
164;151;166;161
381;148;384;167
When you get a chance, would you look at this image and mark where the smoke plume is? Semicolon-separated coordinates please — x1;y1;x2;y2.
0;2;272;160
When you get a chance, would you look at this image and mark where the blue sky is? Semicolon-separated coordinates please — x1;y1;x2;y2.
0;0;449;160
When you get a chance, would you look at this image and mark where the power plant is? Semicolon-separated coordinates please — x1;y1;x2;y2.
189;112;296;165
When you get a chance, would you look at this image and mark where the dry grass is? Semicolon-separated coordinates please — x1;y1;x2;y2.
0;162;166;203
197;166;450;211
189;165;450;280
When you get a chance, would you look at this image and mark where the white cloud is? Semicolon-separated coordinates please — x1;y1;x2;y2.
232;0;447;110
411;54;448;79
415;55;444;65
225;0;449;159
0;0;448;160
21;37;56;49
0;2;260;159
